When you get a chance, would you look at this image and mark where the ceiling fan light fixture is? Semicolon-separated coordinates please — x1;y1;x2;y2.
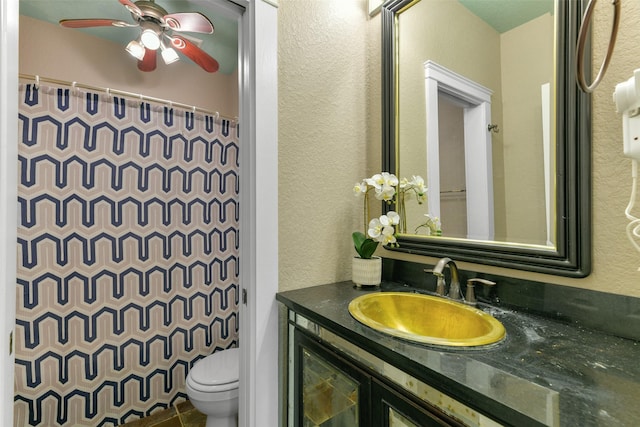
59;3;220;73
161;43;179;65
126;39;145;60
140;28;161;50
139;21;161;50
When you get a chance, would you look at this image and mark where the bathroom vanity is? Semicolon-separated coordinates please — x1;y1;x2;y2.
277;278;640;427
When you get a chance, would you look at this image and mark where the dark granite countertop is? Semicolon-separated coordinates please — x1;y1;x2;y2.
277;281;640;427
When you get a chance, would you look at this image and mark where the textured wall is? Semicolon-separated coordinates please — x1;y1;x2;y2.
278;0;379;291
587;0;640;294
14;85;239;425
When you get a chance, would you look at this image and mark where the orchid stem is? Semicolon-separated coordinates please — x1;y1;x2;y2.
364;188;370;234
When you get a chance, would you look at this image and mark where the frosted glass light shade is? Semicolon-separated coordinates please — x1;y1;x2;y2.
126;40;145;60
161;46;179;64
140;29;161;50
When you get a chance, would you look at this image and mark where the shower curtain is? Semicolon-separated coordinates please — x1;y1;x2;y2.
14;83;239;426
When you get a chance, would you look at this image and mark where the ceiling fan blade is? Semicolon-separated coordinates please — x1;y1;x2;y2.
163;12;214;34
170;35;219;73
176;33;203;47
138;48;157;72
59;18;137;29
118;0;142;17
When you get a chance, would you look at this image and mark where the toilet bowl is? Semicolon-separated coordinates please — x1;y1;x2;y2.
186;347;239;427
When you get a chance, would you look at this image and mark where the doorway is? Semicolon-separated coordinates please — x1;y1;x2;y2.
425;60;494;241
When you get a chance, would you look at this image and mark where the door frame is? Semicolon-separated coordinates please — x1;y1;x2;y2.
236;1;279;427
0;0;19;425
424;60;494;241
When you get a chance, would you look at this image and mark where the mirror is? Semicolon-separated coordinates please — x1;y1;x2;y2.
382;0;591;277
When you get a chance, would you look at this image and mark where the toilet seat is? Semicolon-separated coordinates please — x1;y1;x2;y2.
188;348;239;393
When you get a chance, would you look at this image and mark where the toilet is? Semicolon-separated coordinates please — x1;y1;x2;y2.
186;347;239;427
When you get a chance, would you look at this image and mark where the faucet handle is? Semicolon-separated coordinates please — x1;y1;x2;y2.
468;278;496;287
465;278;496;306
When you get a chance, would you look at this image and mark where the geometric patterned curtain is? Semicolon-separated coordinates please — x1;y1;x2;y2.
14;84;239;426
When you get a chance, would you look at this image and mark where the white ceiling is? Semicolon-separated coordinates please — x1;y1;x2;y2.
19;0;238;74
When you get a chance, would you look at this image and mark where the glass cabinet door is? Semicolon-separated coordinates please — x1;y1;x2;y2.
294;330;370;427
388;407;421;427
372;380;461;427
301;347;358;426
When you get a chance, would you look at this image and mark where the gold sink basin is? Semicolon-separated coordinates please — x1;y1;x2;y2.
348;292;506;347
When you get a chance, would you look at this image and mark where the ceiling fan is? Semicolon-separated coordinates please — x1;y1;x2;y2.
59;0;219;73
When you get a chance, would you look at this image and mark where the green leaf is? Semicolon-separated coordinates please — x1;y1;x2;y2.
352;231;379;259
352;231;366;249
360;239;379;259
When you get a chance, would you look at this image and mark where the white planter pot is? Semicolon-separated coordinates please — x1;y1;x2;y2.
352;256;382;287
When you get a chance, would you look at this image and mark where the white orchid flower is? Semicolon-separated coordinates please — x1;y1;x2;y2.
424;214;441;228
410;175;426;191
385;211;400;225
374;184;396;201
404;175;426;204
354;172;426;249
381;172;399;187
380;226;397;245
368;213;399;244
353;181;367;196
365;173;384;189
367;217;383;239
366;172;398;189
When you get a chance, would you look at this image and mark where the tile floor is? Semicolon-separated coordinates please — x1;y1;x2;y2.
121;401;207;427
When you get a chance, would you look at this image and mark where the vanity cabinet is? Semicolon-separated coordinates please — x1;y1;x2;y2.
371;380;457;427
279;282;640;427
290;319;468;427
294;329;369;426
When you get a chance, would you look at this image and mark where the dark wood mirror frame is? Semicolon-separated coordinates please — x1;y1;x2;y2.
382;0;591;277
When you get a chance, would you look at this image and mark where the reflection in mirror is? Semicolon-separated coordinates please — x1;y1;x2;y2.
397;0;555;246
382;0;591;277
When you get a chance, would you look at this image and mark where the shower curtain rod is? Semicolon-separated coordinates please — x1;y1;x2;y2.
18;73;238;123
